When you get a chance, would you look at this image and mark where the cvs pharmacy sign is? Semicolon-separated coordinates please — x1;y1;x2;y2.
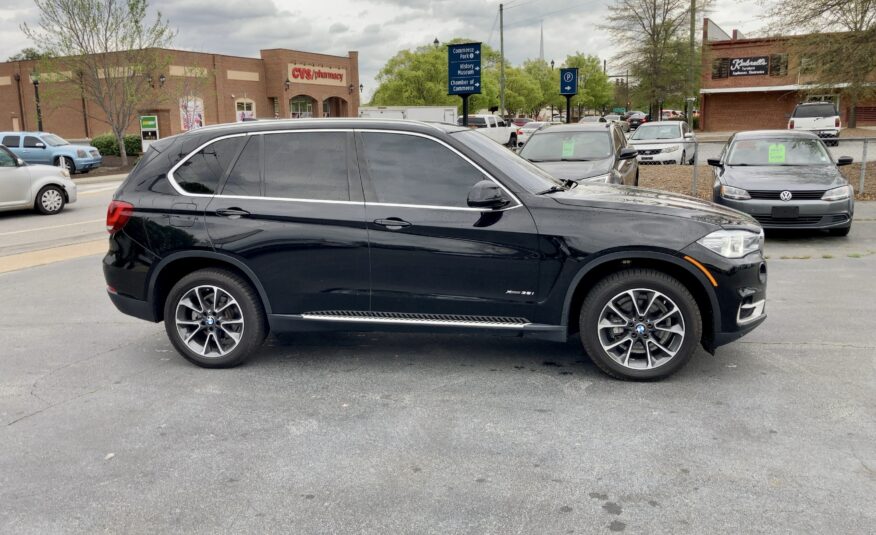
288;63;346;87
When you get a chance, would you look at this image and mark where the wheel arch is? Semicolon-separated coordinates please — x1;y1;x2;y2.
33;181;70;206
561;250;720;351
147;251;273;322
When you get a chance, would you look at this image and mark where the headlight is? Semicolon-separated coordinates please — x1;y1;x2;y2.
661;145;681;153
60;169;70;178
697;229;764;258
720;185;751;200
582;173;611;183
821;185;852;201
76;149;87;158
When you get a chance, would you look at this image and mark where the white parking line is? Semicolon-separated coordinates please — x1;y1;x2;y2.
0;218;104;237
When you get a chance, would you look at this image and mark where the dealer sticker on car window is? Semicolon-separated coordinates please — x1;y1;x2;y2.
562;140;575;158
768;143;786;164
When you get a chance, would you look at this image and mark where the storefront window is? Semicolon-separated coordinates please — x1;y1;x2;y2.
290;95;314;118
769;54;788;76
711;58;730;79
235;99;255;122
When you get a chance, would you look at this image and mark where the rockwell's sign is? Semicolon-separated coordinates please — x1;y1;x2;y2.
288;64;347;87
730;56;769;76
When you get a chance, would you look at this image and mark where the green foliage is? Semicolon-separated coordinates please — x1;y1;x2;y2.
504;66;543;116
7;47;50;62
562;53;613;111
522;59;563;114
91;133;142;156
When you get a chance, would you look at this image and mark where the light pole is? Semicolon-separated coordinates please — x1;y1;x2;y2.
550;60;555;121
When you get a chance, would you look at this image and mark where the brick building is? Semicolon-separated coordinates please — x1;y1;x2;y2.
699;19;876;131
0;47;360;140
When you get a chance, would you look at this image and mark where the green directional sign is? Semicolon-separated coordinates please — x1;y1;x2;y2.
139;115;158;130
613;107;626;114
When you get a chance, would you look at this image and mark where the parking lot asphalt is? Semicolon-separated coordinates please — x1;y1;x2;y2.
1;220;874;533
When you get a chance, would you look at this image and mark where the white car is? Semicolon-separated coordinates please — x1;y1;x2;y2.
788;102;841;146
515;121;548;146
628;121;697;165
0;144;77;215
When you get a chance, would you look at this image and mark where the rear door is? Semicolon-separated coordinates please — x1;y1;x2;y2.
357;130;540;321
0;146;32;207
204;130;369;315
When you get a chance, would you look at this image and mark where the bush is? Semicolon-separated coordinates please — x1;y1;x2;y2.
90;133;142;156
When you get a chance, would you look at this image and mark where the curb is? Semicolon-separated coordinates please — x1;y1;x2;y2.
73;173;128;185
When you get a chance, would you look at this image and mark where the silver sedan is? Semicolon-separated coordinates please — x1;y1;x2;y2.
0;145;78;215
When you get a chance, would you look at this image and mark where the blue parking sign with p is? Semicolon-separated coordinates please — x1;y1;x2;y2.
560;68;578;95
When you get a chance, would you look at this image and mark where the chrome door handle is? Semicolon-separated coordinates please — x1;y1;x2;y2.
374;218;411;230
216;207;250;219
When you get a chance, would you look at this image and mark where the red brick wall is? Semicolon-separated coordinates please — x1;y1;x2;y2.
702;91;799;131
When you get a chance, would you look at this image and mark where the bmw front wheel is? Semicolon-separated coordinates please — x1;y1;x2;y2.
580;269;702;380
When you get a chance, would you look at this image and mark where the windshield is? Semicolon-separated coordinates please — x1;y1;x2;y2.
42;134;70;146
727;138;832;166
519;130;611;161
451;130;561;192
793;104;836;118
631;124;681;140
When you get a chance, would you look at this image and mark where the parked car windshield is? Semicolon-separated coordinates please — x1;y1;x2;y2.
726;138;832;166
518;131;612;161
793;104;837;118
451;129;561;192
631;124;681;140
42;134;70;146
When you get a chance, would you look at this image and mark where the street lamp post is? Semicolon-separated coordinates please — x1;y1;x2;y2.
32;73;43;132
550;60;555;121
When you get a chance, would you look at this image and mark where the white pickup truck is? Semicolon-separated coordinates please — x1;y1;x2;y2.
457;114;517;146
788;102;841;146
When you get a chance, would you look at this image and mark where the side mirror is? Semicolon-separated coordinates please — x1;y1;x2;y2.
16;158;25;166
34;142;45;149
618;147;638;160
707;158;723;167
467;180;510;210
837;156;853;166
684;132;694;139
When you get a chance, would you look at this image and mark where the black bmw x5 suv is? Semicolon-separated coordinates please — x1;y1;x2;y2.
104;119;766;380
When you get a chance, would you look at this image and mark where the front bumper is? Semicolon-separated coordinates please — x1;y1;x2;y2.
637;148;684;164
680;244;768;351
73;156;102;170
715;197;853;229
64;182;78;203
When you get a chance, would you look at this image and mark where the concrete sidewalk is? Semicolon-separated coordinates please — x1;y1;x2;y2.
73;172;128;185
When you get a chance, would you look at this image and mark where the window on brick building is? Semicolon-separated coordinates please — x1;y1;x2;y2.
800;56;817;75
711;58;730;79
769;54;788;76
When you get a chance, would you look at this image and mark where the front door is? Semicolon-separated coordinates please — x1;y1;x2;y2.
204;130;369;314
0;146;32;207
356;131;540;320
21;135;51;164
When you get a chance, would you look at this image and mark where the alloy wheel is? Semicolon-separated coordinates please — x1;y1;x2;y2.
175;285;245;358
597;288;685;370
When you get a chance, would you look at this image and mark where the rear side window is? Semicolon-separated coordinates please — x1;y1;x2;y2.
174;136;245;194
793;104;837;118
2;135;20;148
359;132;485;208
23;136;42;148
263;132;350;201
222;136;261;197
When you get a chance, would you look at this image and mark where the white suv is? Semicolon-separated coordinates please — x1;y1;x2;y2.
788;102;841;146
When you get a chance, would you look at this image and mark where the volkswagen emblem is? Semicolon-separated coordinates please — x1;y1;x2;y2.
780;191;793;201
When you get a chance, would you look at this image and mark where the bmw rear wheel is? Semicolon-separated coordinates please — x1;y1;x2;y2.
164;269;267;368
580;269;702;380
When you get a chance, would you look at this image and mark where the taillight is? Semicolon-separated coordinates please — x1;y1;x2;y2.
789;119;795;129
835;117;840;128
106;200;134;234
517;129;523;135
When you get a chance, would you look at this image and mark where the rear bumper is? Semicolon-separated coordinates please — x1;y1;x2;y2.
107;289;157;322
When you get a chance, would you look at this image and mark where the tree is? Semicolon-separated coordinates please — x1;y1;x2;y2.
23;0;175;165
767;0;876;127
601;0;707;115
562;53;613;117
522;59;562;117
7;48;51;62
503;66;542;117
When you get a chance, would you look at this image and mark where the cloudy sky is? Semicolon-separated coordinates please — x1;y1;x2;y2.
2;0;769;99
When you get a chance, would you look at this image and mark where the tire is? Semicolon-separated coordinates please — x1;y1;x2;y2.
829;226;851;237
507;135;517;148
634;170;640;187
56;156;76;174
35;185;66;215
579;269;702;381
680;151;686;165
163;268;268;368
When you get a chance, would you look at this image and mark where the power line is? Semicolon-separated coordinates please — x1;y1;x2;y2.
486;9;500;45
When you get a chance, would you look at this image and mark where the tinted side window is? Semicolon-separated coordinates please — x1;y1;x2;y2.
263;132;350;201
174;136;245;194
23;136;42;148
222;136;261;197
360;132;485;207
2;135;20;148
0;147;16;167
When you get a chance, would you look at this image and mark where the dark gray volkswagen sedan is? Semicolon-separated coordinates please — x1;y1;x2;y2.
708;130;854;236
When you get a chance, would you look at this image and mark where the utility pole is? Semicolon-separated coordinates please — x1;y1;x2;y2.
499;3;505;120
688;0;696;129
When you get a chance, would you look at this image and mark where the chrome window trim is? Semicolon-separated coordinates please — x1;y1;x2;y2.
165;128;523;212
301;313;530;329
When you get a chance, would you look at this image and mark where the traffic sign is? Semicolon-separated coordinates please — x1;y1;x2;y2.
560;67;578;95
448;42;482;95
